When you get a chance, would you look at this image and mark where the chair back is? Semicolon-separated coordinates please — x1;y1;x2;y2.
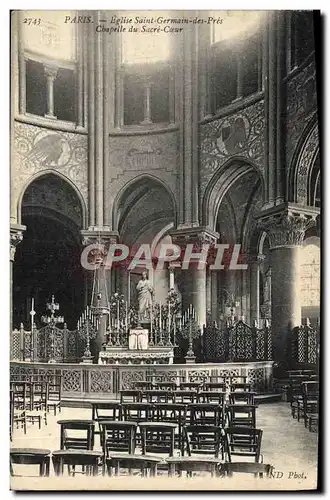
230;383;252;392
58;419;95;450
183;425;224;458
185;403;223;427
142;390;172;403
133;381;154;391
120;390;141;403
179;382;202;391
140;422;177;457
94;402;121;422
204;382;226;392
174;390;196;404
121;402;154;422
224;427;263;463
100;421;137;457
155;382;177;391
229;392;255;405
198;391;225;405
226;404;257;428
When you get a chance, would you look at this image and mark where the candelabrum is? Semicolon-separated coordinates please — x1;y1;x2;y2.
41;295;64;363
77;306;97;360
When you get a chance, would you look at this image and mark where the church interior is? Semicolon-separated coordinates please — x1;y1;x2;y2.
10;10;321;488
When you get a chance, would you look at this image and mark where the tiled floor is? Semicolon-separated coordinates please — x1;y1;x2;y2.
10;402;319;491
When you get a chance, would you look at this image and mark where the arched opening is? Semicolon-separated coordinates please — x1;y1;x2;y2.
13;174;85;329
115;176;176;307
300;236;320;326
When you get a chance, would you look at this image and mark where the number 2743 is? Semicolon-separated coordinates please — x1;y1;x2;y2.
23;18;41;26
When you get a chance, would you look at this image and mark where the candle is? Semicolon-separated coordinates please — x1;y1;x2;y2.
168;302;171;333
125;301;128;330
159;302;162;330
117;299;120;330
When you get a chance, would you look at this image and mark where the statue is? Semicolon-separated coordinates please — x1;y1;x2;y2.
136;271;154;323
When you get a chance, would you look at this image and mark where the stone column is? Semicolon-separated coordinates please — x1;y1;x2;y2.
250;254;264;327
141;79;152;125
44;65;58;118
259;207;318;364
81;230;118;362
10;224;26;334
171;227;219;328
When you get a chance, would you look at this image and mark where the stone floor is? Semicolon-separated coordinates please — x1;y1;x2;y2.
10;402;319;491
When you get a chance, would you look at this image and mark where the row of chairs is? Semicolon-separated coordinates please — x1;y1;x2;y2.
119;389;255;405
10;378;62;440
133;378;251;392
291;380;319;432
10;447;273;479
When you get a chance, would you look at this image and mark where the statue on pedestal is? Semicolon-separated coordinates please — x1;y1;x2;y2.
136;271;154;324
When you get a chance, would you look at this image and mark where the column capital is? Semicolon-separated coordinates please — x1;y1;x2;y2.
44;64;58;80
10;223;26;261
170;226;219;247
257;204;318;249
81;229;119;247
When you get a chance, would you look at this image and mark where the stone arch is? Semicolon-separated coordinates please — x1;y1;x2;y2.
202;157;264;231
17;169;87;229
288;115;319;205
112;173;177;233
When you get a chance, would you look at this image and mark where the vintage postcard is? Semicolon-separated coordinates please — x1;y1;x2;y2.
9;9;321;491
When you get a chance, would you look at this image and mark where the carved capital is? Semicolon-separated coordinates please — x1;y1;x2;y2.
258;209;317;249
81;229;119;248
170;226;219;248
44;64;58;80
10;224;26;262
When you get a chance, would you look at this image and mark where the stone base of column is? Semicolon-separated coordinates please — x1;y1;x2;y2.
185;351;196;364
80;356;94;364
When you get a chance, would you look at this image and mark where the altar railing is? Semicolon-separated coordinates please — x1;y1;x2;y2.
10;360;274;397
291;324;319;365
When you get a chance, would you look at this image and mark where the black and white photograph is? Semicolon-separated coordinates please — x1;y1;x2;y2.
9;9;321;491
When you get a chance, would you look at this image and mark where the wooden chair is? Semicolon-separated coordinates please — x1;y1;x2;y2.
10;448;51;477
52;450;102;476
106;453;162;477
11;383;27;434
203;382;226;392
226;404;258;428
229;392;256;405
154;382;177;391
151;403;186;454
47;377;62;415
224;427;263;463
92;401;121;423
302;381;319;429
141;390;172;403
179;382;202;391
26;381;48;428
198;391;226;406
166;456;222;477
100;421;137;458
133;381;154;391
120;390;141;403
230;383;252;392
140;422;177;458
121;402;154;423
185;403;224;427
220;462;274;477
183;425;225;459
58;419;95;450
174;390;196;404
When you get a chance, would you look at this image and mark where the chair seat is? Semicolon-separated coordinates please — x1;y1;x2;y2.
108;453;162;463
166;456;221;464
53;450;102;458
11;448;51;457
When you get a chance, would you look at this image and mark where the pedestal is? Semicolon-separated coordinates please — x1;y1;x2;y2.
80;356;94;364
185;350;196;364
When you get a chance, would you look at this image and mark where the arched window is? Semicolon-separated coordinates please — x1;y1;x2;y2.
209;11;264;112
20;10;77;122
301;238;320;309
120;11;173;127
